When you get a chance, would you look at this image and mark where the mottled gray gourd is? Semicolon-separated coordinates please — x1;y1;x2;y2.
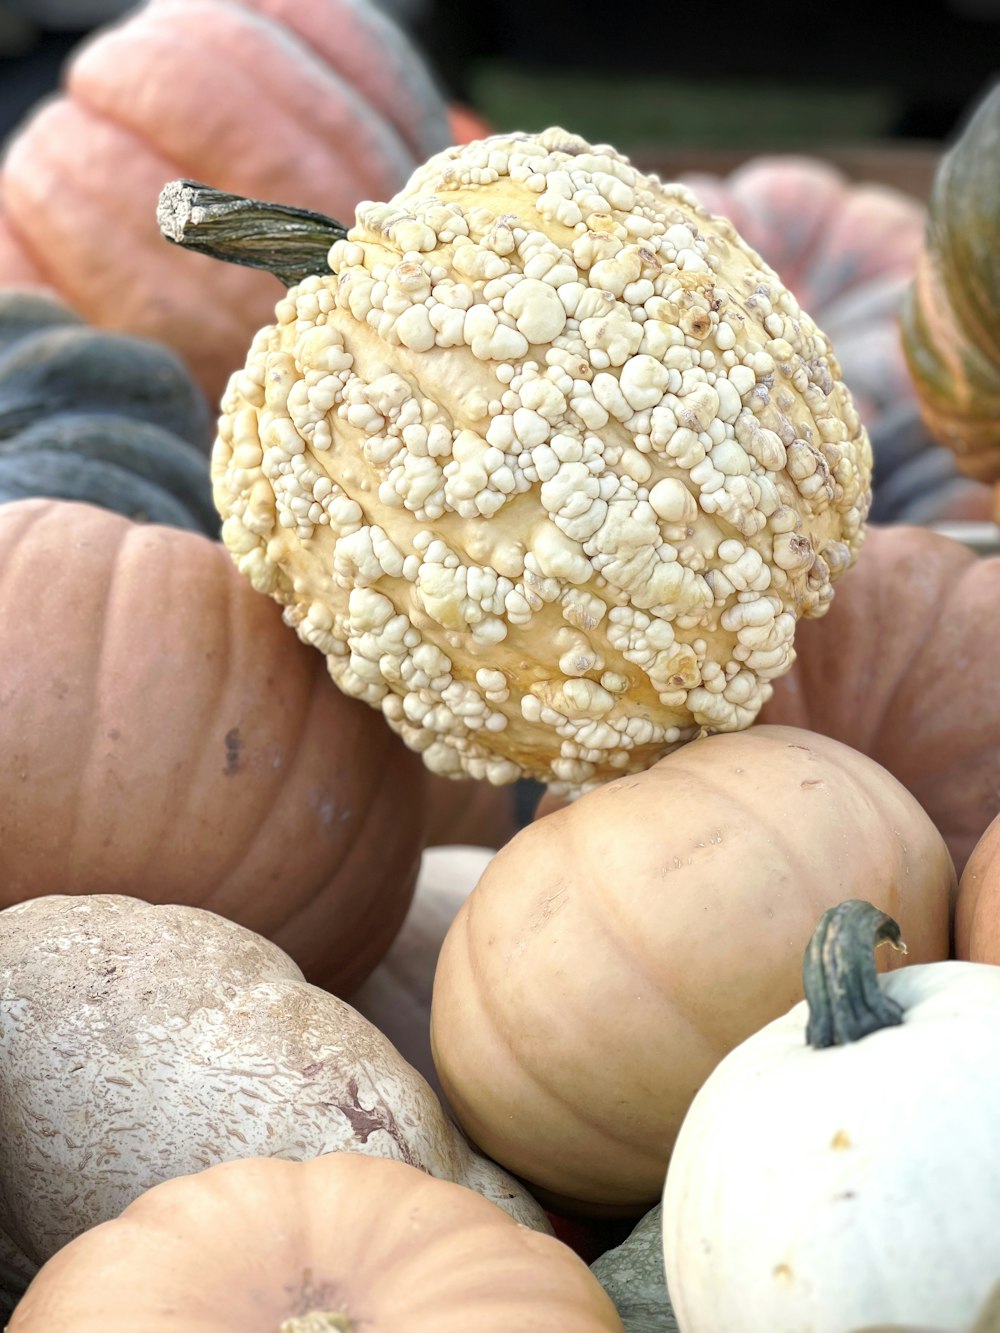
0;291;216;534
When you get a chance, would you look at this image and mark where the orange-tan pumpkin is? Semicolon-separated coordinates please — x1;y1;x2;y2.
955;812;1000;964
7;1153;625;1332
430;725;953;1214
0;497;426;992
0;0;452;404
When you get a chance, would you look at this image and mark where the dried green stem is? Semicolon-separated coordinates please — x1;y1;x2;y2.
803;899;908;1049
156;180;347;286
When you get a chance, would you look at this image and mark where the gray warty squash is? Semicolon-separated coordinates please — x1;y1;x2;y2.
0;290;217;534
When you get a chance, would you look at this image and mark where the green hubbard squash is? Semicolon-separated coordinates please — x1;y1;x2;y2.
0;290;216;533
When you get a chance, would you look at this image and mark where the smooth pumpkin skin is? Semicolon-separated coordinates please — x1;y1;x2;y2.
0;498;427;992
661;946;1000;1332
424;775;522;849
762;523;1000;877
955;813;1000;963
7;1154;624;1333
430;725;953;1213
0;0;452;404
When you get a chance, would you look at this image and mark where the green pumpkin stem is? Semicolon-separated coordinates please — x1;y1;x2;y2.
156;180;347;286
803;899;908;1049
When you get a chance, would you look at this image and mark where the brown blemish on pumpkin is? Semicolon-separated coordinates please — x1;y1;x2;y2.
772;1262;794;1285
223;726;243;775
830;1128;852;1150
334;1078;418;1165
801;778;825;789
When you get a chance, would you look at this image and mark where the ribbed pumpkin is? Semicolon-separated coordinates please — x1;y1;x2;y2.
901;80;1000;485
430;725;953;1214
762;522;1000;876
0;497;426;992
7;1154;624;1332
0;0;452;404
955;812;1000;965
0;289;216;533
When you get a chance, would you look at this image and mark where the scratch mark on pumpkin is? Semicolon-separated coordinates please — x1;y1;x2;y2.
334;1079;418;1165
223;727;244;776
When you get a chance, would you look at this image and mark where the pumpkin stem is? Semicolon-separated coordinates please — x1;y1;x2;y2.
156;180;348;286
280;1313;352;1332
803;899;908;1049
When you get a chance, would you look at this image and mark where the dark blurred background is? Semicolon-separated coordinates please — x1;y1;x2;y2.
1;0;998;203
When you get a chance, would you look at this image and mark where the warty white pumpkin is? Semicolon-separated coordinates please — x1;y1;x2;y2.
193;127;872;793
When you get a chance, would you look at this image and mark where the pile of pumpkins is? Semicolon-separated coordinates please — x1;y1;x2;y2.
2;2;1000;1329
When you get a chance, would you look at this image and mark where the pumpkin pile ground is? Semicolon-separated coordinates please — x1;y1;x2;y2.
2;9;1000;1325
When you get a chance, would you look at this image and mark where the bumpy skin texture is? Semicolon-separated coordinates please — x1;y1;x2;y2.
213;129;872;792
0;894;551;1304
680;156;926;433
429;725;953;1212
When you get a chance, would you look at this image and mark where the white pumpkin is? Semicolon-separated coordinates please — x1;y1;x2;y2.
350;844;493;1099
662;899;1000;1333
0;893;549;1307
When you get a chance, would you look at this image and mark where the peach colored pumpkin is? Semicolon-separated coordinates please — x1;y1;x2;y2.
762;523;1000;877
0;497;426;991
0;0;451;404
430;725;953;1214
7;1154;625;1332
955;812;1000;964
